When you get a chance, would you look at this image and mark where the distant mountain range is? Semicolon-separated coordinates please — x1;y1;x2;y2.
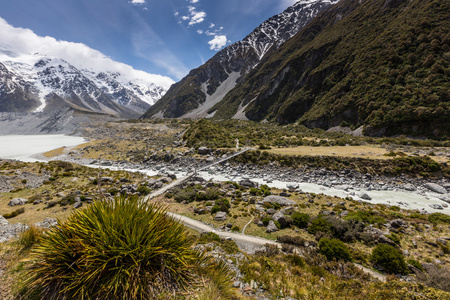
144;0;449;138
0;51;167;118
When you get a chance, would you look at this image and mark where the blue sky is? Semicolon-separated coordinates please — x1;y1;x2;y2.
0;0;297;82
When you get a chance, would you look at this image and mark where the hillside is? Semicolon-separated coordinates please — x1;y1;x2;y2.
208;0;449;137
142;0;339;119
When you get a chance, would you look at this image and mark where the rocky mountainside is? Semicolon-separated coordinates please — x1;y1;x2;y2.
0;52;168;118
205;0;450;137
142;0;339;119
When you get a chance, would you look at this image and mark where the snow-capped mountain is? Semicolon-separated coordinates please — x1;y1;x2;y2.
0;50;170;117
143;0;340;119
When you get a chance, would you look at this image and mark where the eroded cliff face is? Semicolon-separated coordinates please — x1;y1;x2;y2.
142;1;339;119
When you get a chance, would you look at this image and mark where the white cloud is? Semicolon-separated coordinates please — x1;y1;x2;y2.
197;29;203;34
279;0;299;10
0;17;175;88
209;23;215;28
130;0;146;4
174;11;179;16
189;11;206;26
190;0;199;3
208;35;229;51
181;15;190;21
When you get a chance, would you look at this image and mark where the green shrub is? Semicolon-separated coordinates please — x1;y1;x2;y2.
249;187;261;196
308;216;332;235
198;232;221;244
262;217;272;226
344;210;385;224
3;207;25;219
173;187;197;203
371;244;408;274
277;235;306;246
210;198;230;214
291;212;310;229
231;226;240;232
137;185;151;195
428;213;450;224
407;258;424;271
318;238;352;262
18;196;231;299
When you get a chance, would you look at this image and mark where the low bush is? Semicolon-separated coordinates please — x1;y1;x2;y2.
3;207;25;219
18;225;43;250
428;213;450;224
371;244;408;275
308;216;332;235
291;212;310;229
318;238;352;262
277;235;306;246
210;198;230;214
137;185;151;195
17;196;231;299
173;187;197;203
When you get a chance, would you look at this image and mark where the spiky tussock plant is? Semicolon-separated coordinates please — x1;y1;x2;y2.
18;196;229;299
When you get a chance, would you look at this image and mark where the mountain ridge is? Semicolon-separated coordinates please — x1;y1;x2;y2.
142;0;339;119
0;51;170;118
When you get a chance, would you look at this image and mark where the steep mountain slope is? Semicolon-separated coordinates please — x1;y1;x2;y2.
0;62;40;112
210;0;450;137
0;52;169;118
142;0;339;119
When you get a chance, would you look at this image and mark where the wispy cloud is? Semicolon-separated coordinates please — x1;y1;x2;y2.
0;17;175;88
130;0;146;4
130;20;189;80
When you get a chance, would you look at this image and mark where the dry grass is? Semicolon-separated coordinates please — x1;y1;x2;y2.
42;147;66;158
266;145;449;162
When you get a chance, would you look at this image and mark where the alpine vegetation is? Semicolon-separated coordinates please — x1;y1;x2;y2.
17;195;232;299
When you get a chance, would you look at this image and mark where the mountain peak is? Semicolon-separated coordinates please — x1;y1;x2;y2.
142;0;339;120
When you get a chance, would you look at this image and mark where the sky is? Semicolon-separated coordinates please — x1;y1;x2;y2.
0;0;298;84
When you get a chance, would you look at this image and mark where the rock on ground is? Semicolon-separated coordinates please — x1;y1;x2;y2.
214;211;228;221
424;183;447;194
8;198;28;206
261;195;296;206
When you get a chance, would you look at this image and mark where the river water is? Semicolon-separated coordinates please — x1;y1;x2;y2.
0;135;449;215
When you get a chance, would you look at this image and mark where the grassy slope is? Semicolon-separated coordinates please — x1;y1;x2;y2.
213;0;450;137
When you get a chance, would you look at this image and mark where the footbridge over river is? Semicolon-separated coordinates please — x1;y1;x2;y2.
144;147;253;201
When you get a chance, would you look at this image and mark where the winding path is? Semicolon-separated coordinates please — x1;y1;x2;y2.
144;148;386;280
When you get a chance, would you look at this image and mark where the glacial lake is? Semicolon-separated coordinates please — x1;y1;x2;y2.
0;135;87;162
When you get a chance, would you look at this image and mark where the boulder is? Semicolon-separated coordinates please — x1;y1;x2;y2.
266;221;279;233
389;219;407;229
74;202;83;209
191;176;205;182
35;217;58;228
286;183;299;190
8;198;28;206
280;206;294;215
424;183;447;194
0;215;9;226
429;204;444;210
239;179;257;188
404;184;416;191
262;195;296;206
272;212;288;228
358;192;372;200
214;212;228;221
197;147;210;155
